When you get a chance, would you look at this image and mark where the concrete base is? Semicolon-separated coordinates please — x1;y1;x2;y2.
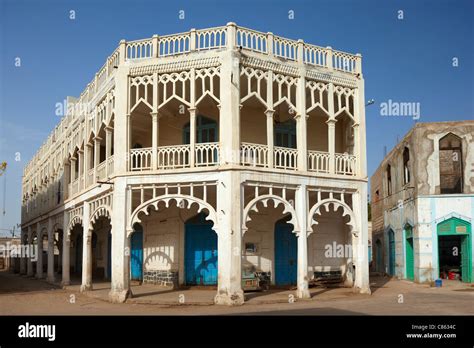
354;286;372;295
296;288;311;299
108;289;130;303
60;280;70;287
80;283;93;292
214;290;245;306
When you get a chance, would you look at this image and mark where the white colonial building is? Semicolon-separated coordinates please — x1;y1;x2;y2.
20;23;370;305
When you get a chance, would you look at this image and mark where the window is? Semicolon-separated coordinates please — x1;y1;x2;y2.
386;164;392;196
439;133;463;194
403;147;410;185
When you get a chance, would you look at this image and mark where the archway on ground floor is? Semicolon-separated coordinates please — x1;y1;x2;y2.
308;203;355;287
243;195;297;289
437;217;472;283
69;224;83;277
131;193;217;288
89;216;112;281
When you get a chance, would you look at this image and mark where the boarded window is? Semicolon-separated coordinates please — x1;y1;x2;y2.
386;164;392;196
439;133;463;194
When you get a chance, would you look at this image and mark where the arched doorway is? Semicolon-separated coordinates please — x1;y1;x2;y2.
274;216;297;286
437;217;472;283
184;212;217;286
388;229;395;276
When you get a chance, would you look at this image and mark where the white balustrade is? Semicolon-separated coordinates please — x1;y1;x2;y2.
308;150;330;173
107;155;114;176
303;43;327;67
273;36;298;61
236;28;268;53
126;39;153;60
159;33;190;57
332;50;357;73
274;146;298;170
195;142;219;166
240;142;268;167
196;27;226;50
130;147;153;171
97;161;106;180
157;144;190;169
335;153;357;176
87;168;94;187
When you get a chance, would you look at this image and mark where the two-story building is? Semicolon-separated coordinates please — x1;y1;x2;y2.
371;121;474;284
20;23;370;305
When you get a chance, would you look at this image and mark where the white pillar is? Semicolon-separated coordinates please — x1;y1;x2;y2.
296;67;307;171
47;218;55;282
80;202;92;292
27;226;33;276
78;149;83;189
215;171;244;305
265;110;274;168
93;137;102;183
105;126;113;175
189;108;196;167
353;187;371;294
61;212;70;286
20;230;27;275
36;223;43;279
70;157;77;182
151;113;158;170
295;184;310;298
109;178;131;303
327;119;336;173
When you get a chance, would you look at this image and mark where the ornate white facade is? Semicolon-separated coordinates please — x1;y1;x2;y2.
20;23;370;305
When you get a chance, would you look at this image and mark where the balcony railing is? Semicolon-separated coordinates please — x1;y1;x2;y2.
335;153;357;176
97;161;106;180
308;150;330;173
157;144;190;169
195;142;219;167
240;142;269;167
130;147;153;171
274;146;298;170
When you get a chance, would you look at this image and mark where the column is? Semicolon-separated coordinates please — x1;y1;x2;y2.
27;226;33;276
265;110;274;168
189;108;196;167
219;35;240;166
105;126;113;175
327;119;336;174
36;223;43;278
353;188;371;294
109;178;130;303
296;64;307;171
327;82;336;174
84;143;92;187
214;171;244;305
80;201;92;292
47;218;55;282
295;184;310;299
70;157;77;182
20;230;27;275
93;137;102;183
61;212;70;286
151;113;158;170
78;150;84;189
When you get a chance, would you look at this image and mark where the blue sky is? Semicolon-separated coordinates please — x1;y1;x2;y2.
0;0;473;235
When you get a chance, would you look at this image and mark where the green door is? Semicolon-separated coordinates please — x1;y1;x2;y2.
406;237;414;281
461;235;472;283
437;217;472;283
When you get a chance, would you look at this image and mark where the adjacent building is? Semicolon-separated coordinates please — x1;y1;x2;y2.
20;23;370;304
371;121;474;283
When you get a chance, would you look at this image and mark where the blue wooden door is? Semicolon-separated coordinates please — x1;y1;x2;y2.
130;227;143;281
275;219;297;285
185;215;217;285
388;230;395;276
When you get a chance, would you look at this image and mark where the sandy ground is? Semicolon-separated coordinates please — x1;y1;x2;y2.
0;271;473;315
